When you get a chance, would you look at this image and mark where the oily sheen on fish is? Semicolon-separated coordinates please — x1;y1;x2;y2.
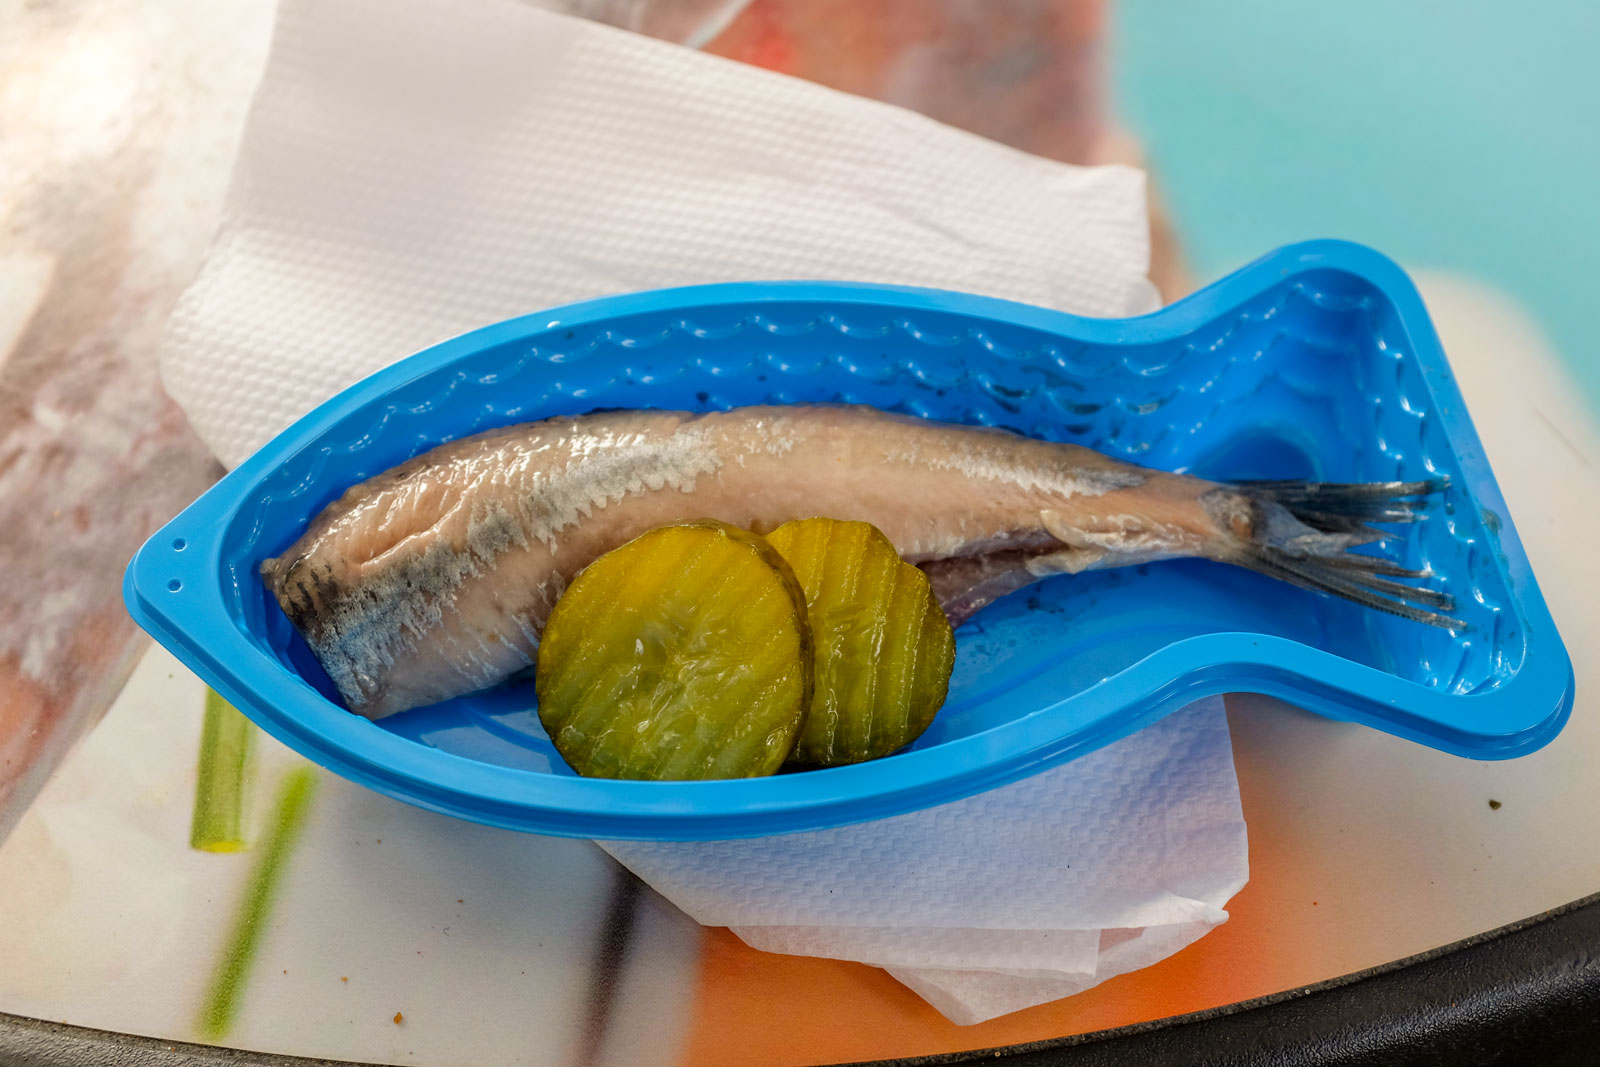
262;404;1454;719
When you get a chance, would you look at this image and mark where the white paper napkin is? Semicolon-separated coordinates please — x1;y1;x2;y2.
161;0;1158;469
604;699;1246;1024
157;0;1246;1025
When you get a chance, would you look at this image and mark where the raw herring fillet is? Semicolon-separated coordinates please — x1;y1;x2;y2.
261;404;1455;719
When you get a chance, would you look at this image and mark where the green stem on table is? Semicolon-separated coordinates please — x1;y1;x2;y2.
196;767;319;1042
190;689;257;853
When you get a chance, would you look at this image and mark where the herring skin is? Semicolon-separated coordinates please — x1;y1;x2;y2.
261;404;1444;719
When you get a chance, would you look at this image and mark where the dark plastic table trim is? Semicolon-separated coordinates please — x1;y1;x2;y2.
4;891;1599;1067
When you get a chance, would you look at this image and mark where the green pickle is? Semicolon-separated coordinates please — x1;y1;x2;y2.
536;521;812;780
765;518;957;767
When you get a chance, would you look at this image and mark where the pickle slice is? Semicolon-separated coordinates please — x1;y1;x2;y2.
765;518;956;767
536;521;811;780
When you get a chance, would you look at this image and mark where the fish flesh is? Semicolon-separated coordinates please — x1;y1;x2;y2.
261;404;1455;719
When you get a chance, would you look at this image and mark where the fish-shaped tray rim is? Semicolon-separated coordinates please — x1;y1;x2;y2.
125;240;1574;840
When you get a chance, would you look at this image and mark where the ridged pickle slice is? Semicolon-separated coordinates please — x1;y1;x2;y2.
765;518;956;767
536;521;812;780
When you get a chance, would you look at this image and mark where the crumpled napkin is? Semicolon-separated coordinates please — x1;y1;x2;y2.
603;699;1246;1025
161;0;1157;469
158;0;1246;1024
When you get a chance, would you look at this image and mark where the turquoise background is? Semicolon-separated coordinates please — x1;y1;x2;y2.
1113;1;1599;412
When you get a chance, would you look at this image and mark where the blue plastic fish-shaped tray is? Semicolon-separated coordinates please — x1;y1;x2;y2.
125;241;1573;840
